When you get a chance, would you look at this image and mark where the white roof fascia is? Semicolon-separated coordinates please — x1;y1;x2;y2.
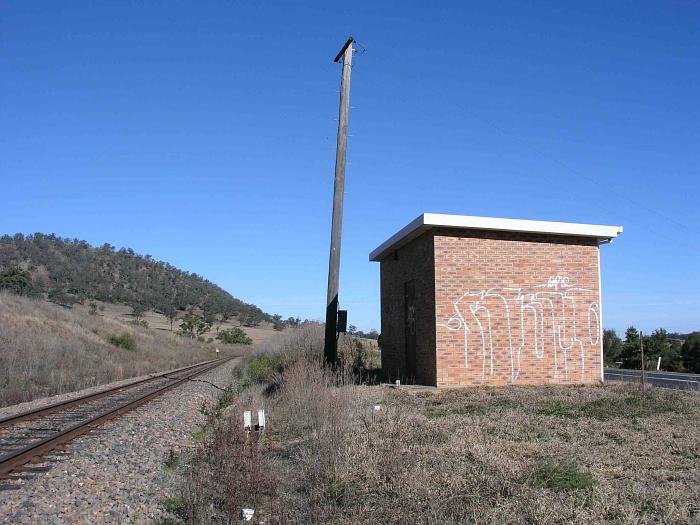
369;213;623;262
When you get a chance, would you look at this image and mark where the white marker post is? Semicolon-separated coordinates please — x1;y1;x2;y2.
243;410;252;432
657;356;662;371
372;404;381;424
257;409;266;431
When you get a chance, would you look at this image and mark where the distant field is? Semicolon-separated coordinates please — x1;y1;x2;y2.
0;293;272;407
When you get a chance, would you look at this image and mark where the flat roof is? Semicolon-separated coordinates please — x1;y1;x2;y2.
369;213;623;262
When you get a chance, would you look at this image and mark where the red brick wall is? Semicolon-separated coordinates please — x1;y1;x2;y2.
433;229;602;386
379;233;437;386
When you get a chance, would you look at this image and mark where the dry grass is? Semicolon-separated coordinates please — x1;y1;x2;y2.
0;292;245;407
82;301;278;345
175;327;700;524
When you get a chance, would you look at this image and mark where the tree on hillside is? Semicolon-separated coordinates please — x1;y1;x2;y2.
30;265;50;293
47;287;79;307
286;317;301;328
131;304;146;320
239;312;262;327
217;312;231;332
216;327;253;345
681;333;700;373
178;314;210;339
0;267;32;296
603;329;623;366
163;304;178;331
130;304;148;327
272;314;284;331
0;233;273;323
202;310;218;328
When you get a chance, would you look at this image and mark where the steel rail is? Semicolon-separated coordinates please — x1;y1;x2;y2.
0;359;220;427
0;357;233;477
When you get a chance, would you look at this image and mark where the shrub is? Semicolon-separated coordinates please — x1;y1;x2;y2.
247;354;283;384
182;397;278;523
0;267;33;296
200;385;238;419
216;327;253;345
107;332;136;351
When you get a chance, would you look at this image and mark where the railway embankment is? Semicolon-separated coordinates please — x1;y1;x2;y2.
0;357;240;524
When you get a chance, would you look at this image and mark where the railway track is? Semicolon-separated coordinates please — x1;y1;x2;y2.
0;357;232;479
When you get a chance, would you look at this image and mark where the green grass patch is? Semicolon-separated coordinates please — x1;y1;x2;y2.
489;398;524;410
160;496;187;521
537;401;579;418
529;461;596;492
538;395;682;421
425;406;449;419
452;405;486;415
426;404;485;418
191;429;208;443
324;479;349;505
106;332;136;351
581;396;680;421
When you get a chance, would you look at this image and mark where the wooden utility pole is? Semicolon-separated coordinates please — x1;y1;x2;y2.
324;36;354;366
640;331;646;390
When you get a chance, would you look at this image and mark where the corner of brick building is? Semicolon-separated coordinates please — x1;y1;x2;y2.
379;232;437;386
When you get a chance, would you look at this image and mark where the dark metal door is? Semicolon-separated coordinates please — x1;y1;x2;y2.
404;280;416;379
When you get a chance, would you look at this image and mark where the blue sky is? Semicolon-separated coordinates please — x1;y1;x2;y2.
2;1;698;333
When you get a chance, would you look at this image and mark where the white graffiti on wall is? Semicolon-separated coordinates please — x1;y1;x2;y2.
437;276;600;383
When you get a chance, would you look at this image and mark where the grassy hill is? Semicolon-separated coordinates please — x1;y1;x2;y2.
0;292;244;407
0;233;284;407
0;233;271;326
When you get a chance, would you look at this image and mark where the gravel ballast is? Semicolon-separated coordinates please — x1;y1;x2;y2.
0;357;241;524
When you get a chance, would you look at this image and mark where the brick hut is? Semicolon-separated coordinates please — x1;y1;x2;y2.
370;214;622;387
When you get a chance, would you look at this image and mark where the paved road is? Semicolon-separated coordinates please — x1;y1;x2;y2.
604;368;700;390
